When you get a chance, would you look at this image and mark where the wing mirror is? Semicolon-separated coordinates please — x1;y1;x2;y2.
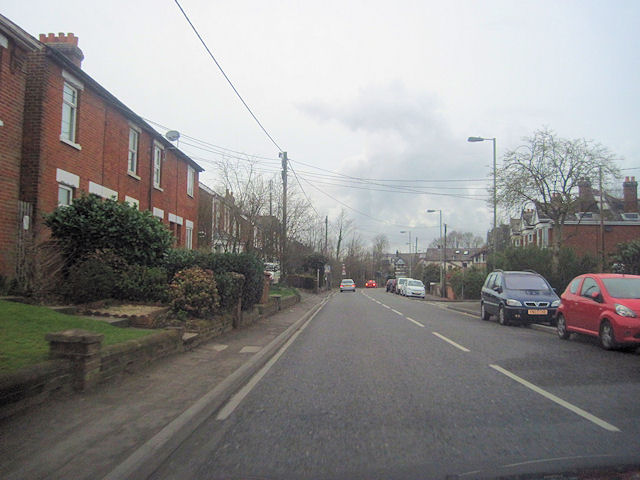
590;291;603;303
493;286;502;294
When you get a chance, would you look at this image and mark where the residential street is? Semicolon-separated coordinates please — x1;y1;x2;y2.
149;288;640;480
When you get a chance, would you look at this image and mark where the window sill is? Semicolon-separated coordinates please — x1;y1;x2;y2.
187;192;194;198
127;171;141;181
60;136;82;151
154;186;164;192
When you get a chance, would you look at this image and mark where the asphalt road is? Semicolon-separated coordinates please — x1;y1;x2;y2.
149;288;640;480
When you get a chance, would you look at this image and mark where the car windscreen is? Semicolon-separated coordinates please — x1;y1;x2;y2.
408;280;423;287
342;280;354;285
602;278;640;299
504;274;550;291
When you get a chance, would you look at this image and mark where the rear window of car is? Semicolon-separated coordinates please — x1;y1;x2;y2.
341;279;354;285
408;280;423;286
504;274;550;290
602;278;640;299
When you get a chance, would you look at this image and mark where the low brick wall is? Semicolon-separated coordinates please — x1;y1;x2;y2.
100;329;183;383
0;359;73;420
0;294;302;419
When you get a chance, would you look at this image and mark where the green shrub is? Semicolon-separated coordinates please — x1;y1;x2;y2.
169;266;220;318
115;265;169;303
63;256;120;303
215;272;244;311
448;267;485;299
162;250;263;311
45;194;173;268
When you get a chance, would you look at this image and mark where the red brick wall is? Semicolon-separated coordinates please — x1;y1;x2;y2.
21;50;199;250
553;224;640;258
0;39;30;278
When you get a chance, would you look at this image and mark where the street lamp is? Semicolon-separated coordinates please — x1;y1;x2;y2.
426;209;444;297
468;136;497;258
400;230;411;277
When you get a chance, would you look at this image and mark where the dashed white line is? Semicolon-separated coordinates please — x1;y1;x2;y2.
489;364;620;432
383;304;391;309
391;308;403;316
405;317;425;328
432;332;470;352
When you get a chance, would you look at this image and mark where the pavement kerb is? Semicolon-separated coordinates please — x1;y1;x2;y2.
102;293;332;480
443;302;557;335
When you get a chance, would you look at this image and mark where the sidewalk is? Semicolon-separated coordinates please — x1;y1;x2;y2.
0;290;330;480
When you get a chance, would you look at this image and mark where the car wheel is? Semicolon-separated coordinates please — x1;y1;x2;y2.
556;314;570;340
599;320;618;350
498;306;509;326
480;303;490;321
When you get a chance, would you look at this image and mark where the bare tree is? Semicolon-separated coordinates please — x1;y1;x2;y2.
333;208;353;262
497;127;619;273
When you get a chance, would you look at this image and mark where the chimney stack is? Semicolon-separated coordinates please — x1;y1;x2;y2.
623;176;638;213
39;32;84;68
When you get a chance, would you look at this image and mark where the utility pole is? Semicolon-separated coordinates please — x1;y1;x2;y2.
325;215;328;256
599;166;605;272
443;223;448;298
279;151;287;281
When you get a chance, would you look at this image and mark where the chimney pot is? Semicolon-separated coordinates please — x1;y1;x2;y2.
39;32;84;68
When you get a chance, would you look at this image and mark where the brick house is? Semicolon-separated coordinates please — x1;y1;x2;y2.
198;184;258;254
4;17;203;282
510;177;640;259
0;16;40;280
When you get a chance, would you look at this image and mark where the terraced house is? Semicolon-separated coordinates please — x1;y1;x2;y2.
0;14;203;284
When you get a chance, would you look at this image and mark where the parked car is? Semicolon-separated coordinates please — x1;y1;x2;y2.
396;277;408;295
340;278;356;292
556;273;640;350
480;270;560;326
365;280;377;288
405;279;425;298
386;278;396;292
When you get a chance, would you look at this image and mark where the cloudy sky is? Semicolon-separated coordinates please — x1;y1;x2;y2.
6;0;640;253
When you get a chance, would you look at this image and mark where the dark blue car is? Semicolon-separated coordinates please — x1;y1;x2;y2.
480;270;560;326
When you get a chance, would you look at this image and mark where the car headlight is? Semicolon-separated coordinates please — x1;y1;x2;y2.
551;300;561;308
506;299;522;307
615;304;637;318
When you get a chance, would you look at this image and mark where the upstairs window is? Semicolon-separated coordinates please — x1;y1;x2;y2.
128;128;139;175
58;184;73;206
61;82;78;143
187;166;195;197
153;144;163;189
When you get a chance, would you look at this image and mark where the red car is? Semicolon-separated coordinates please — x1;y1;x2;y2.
365;280;377;288
556;273;640;350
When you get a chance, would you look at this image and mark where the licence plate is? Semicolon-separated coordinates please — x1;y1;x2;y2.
528;309;548;315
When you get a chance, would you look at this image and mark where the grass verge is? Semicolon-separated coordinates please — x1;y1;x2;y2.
269;285;299;298
0;300;154;374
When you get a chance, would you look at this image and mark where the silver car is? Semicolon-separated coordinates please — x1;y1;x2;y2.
405;279;425;298
340;278;356;292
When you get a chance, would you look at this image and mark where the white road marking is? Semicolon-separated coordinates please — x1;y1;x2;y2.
391;309;403;316
216;306;320;421
239;346;262;354
489;364;621;432
432;332;470;352
212;344;228;352
405;317;425;328
382;304;391;309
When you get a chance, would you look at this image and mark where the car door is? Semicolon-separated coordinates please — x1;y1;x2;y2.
577;277;602;334
486;273;502;315
562;276;583;325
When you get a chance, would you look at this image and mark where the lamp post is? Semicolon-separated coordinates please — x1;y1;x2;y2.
426;209;444;297
400;230;411;277
468;136;497;259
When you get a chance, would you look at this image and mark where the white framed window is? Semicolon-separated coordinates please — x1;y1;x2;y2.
61;82;78;143
128;128;139;175
58;184;73;206
187;166;194;197
185;220;194;250
153;144;163;189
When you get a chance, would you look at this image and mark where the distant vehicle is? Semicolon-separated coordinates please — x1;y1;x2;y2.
365;280;377;288
405;279;425;298
480;270;559;326
386;279;396;292
396;277;409;296
557;273;640;350
264;262;280;284
340;279;356;292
